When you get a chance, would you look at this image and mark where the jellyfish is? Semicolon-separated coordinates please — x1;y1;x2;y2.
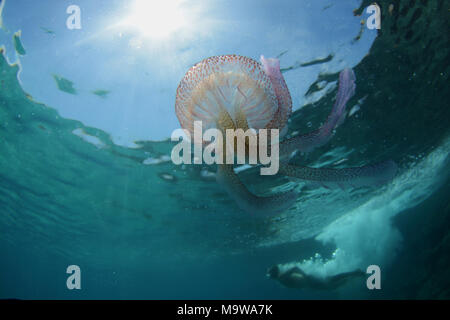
175;55;397;216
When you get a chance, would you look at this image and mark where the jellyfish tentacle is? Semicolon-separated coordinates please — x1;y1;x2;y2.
279;160;397;188
216;164;298;216
176;55;397;215
260;56;292;131
216;109;297;216
280;68;356;158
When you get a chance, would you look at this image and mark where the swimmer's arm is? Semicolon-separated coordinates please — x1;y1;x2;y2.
289;273;305;281
328;270;365;286
287;267;306;276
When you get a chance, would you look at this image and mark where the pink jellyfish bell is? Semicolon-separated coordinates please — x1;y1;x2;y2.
175;55;292;144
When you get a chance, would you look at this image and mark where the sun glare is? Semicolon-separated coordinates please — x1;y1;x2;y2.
121;0;187;39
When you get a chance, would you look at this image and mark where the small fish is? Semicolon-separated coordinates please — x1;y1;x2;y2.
351;22;365;44
322;4;334;11
349;104;360;117
300;54;334;67
13;30;26;55
91;89;110;98
53;74;77;94
280;54;334;72
40;27;55;35
276;50;288;59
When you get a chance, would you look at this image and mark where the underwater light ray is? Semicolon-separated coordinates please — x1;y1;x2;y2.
119;0;189;40
75;0;195;48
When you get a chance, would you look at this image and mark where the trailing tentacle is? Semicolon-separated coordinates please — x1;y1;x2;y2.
216;164;298;216
280;68;356;159
260;56;292;131
279;160;397;189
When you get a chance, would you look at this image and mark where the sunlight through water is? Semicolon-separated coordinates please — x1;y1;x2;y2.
119;0;189;39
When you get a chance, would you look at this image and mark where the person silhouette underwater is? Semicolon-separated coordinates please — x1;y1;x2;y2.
267;264;365;290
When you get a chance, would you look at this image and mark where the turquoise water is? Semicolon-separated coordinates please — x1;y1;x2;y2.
0;0;449;299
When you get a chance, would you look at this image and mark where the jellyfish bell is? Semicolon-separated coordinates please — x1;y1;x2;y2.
175;55;291;170
175;55;292;145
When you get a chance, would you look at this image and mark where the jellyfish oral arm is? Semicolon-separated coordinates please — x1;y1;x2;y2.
280;68;356;158
216;164;297;216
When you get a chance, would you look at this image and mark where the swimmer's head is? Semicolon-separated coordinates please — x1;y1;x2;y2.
266;265;280;279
